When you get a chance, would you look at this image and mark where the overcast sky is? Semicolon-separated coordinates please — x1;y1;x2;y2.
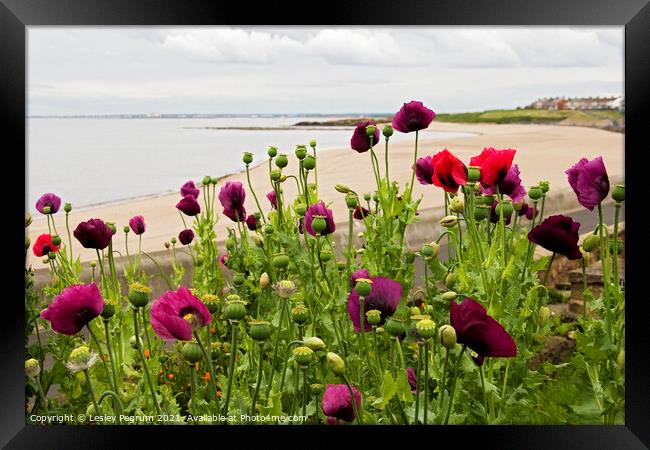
27;26;623;115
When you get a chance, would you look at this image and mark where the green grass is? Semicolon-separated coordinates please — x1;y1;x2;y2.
436;108;623;125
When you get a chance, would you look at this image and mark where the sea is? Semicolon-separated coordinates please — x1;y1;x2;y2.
27;116;473;212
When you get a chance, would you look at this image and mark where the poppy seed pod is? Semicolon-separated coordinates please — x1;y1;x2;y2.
467;166;481;183
538;306;551;327
303;155;316;171
224;300;247;321
495;200;514;218
270;169;282;182
410;306;421;316
304;336;326;351
25;358;41;379
64;202;72;213
363;193;372;202
320;249;333;263
337;261;346;272
582;234;599;252
366;309;381;326
385;318;406;337
528;186;543;200
275;154;289;168
539;181;550;193
382;124;394;138
309;139;317;148
355;278;373;297
264;224;275;235
272;253;290;269
612;185;625;202
267;146;278;158
439;324;457;348
295;145;307;160
233;273;246;287
249;320;273;341
294;204;307;216
345;193;358;209
474;205;490;221
416;318;436;339
101;302;115;319
421;244;434;258
311;216;327;234
51;235;62;246
123;225;130;234
440;215;458;228
291;304;310;325
326;352;345;376
182;342;203;363
482;194;495;206
201;294;220;314
243;152;253;165
202;175;212;186
365;125;377;138
43;206;51;214
128;283;152;308
294;346;314;367
441;291;457;301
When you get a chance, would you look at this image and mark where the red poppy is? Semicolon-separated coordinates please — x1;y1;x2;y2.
430;149;467;193
32;234;61;257
469;147;516;188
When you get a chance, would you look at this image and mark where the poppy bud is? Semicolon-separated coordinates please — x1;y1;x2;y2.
253;235;265;247
224;300;247;321
528;186;543;200
410;306;421;316
365;125;377;138
265;224;275;235
25;358;41;378
382;125;393;138
495;200;514;218
612;185;625;203
373;193;379;203
440;215;458;228
171;237;178;245
267;146;278;158
450;197;464;214
345;193;358;209
123;225;130;234
355;278;373;297
474;205;490;221
233;273;246;287
25;235;30;250
311;216;327;234
539;181;550;193
272;253;290;269
48;251;56;260
385;318;406;337
243;152;253;165
467;166;481;183
295;145;307;160
291;304;310;325
309;139;317;148
581;250;591;267
270;169;282;181
320;249;332;262
445;272;457;289
62;202;72;213
304;336;326;351
337;261;346;272
294;204;307;216
182;342;203;363
416;318;436;340
441;291;457;301
582;234;599;252
294;346;314;367
275;154;289;169
366;309;381;326
335;184;352;194
303;155;316;171
25;213;32;227
609;239;624;255
164;242;170;249
439;325;457;348
202;176;211;186
249;320;273;341
90;261;97;268
259;272;270;288
617;350;625;374
421;244;434;258
538;306;551;327
210;177;218;185
326;352;345;376
482;194;495;206
101;303;115;319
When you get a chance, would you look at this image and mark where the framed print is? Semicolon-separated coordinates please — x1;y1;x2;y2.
3;0;649;447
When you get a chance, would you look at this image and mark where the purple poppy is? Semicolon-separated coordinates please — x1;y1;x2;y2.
150;286;212;341
350;120;380;153
348;276;403;332
40;284;105;336
322;384;362;424
481;164;527;203
129;215;146;235
35;193;62;215
219;181;246;222
178;228;194;245
219;253;229;268
450;297;517;366
73;218;113;250
520;203;540;220
266;191;277;209
565;156;610;211
489;200;512;225
415;155;435;185
180;180;200;199
391;100;436;133
304;201;336;236
406;367;417;393
245;214;258;231
528;214;582;260
176;195;201;216
353;206;370;220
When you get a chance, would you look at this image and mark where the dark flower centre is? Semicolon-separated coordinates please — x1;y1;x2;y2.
74;307;95;328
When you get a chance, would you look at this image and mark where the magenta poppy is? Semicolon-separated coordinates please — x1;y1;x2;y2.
450;298;517;366
565;156;610;211
322;384;362;424
353;206;370;220
219;181;246;222
470;147;517;188
32;234;60;257
304;201;335;236
528;215;582;260
525;204;539;220
481;164;526;203
219;253;229;268
150;286;212;341
40;284;105;335
431;149;468;193
245;214;258;231
392;100;435;133
35;193;62;215
180;180;200;199
406;367;417;393
178;229;194;245
176;195;201;216
350;120;380;153
348;276;402;332
128;215;146;235
414;155;435;185
266;191;277;209
73;218;113;250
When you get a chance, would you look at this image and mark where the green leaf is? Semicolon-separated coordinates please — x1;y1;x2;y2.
372;371;397;410
396;369;414;403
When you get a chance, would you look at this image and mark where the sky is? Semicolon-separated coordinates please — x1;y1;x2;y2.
27;26;624;115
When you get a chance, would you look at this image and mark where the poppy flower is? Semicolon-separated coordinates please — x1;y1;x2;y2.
245;214;258;231
40;284;105;335
322;384;362;424
450;297;517;366
129;215;146;235
266;191;277;209
391;100;436;133
521;203;540;220
527;215;582;260
430;149;468;193
219;253;229;268
481;164;526;203
180;180;200;199
565;156;610;211
304;201;336;236
351;268;370;285
470;147;517;188
150;286;212;341
348;276;402;332
219;181;246;223
178;229;194;245
353;206;370;220
35;193;62;215
414;155;435;185
350;120;380;153
32;234;60;257
406;367;417;393
73;218;113;250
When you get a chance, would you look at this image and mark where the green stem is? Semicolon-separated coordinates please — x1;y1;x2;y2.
414;341;422;425
408;130;419;200
542;252;556;287
193;332;219;407
439;347;449;417
65;212;73;262
444;345;466;425
102;318;120;398
265;299;287;399
342;375;363;424
132;308;162;416
302;367;309;419
222;321;239;416
97;390;124;421
372;328;383;373
384;136;390;184
84;369;102;416
246;164;267;224
612;202;621;290
346;208;354;290
190;365;196;415
251;342;265;415
480;365;489;424
423;340;429;425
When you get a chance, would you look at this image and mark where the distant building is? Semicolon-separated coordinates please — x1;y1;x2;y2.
527;96;623;111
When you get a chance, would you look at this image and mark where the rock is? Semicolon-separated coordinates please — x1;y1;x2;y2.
529;335;577;371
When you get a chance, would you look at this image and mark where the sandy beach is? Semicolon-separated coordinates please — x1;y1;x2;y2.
27;122;624;265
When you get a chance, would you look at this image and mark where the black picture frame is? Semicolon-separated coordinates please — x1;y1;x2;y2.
3;0;648;447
